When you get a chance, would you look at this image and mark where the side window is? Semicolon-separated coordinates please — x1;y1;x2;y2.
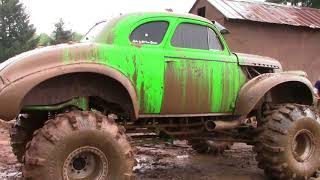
208;28;223;51
171;23;208;50
130;21;169;45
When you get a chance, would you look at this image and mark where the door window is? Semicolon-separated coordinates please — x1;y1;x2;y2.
130;21;169;45
208;28;223;51
171;23;224;51
171;23;208;50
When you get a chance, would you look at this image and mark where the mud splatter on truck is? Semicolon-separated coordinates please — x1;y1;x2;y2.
0;12;318;179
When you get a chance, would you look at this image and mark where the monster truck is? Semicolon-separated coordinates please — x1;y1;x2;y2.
0;12;319;179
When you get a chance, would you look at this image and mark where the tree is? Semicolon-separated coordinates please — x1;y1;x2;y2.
50;18;72;45
0;0;38;62
38;33;51;46
266;0;320;8
72;32;83;42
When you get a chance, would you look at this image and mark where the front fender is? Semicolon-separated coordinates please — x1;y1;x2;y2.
234;72;316;116
0;63;139;120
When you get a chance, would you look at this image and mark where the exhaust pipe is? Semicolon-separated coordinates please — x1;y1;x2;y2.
205;119;244;131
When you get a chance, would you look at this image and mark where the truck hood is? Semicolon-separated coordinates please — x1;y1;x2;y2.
0;44;73;73
0;42;98;83
235;52;282;70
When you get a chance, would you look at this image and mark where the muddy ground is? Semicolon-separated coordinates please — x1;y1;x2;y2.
0;125;266;180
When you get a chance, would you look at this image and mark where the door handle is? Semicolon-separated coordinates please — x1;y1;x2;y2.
165;60;177;63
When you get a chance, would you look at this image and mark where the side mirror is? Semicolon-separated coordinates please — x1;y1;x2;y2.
212;21;230;34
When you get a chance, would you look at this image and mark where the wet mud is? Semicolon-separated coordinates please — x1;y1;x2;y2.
0;127;265;180
134;140;265;180
0;128;22;180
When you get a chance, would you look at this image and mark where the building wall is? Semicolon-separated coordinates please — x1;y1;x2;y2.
190;0;320;83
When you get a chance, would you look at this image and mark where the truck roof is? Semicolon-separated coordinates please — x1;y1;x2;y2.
93;12;213;44
119;12;213;24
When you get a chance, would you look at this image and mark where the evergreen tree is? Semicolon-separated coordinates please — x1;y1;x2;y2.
50;18;73;45
0;0;38;62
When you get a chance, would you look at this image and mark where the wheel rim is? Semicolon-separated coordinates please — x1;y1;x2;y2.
63;146;108;180
292;129;315;162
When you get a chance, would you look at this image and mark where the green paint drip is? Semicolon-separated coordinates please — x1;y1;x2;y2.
63;48;70;64
211;62;223;112
60;13;248;114
95;45;165;113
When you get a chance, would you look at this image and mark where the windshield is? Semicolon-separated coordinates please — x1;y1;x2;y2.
81;20;108;42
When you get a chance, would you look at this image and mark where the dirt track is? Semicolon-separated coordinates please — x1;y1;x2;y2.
0;126;266;180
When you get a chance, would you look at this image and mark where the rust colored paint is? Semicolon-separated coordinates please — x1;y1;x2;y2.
161;58;246;114
159;17;246;114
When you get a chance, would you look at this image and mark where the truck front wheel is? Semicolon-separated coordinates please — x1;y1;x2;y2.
22;110;135;180
254;104;320;179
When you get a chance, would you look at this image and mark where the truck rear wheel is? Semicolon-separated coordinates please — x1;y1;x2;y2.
10;116;31;163
10;113;46;162
23;110;135;180
254;104;320;179
189;140;232;154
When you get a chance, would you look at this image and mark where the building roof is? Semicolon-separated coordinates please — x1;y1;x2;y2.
199;0;320;29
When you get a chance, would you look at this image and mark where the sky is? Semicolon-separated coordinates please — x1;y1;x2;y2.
21;0;196;35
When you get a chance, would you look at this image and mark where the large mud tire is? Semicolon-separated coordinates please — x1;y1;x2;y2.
254;104;320;179
10;113;46;163
10;118;30;163
189;140;233;154
23;111;135;180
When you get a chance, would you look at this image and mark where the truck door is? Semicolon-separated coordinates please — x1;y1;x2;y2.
129;19;170;114
161;20;243;114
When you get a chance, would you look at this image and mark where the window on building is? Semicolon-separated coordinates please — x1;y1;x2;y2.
208;28;223;50
130;21;169;45
197;7;206;17
171;23;208;50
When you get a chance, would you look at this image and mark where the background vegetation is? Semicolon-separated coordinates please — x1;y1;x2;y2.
0;0;38;62
0;0;83;62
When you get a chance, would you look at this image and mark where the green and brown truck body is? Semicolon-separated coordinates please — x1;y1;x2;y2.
0;12;316;120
